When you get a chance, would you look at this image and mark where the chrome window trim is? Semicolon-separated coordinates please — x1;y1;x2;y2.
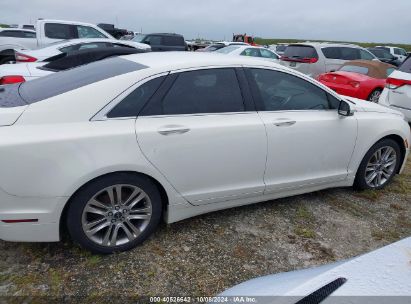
91;71;169;121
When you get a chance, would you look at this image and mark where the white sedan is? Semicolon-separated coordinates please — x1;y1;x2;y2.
0;52;409;253
216;45;279;62
0;38;151;83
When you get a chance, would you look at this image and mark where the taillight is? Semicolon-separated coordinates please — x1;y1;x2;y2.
349;81;360;88
280;56;318;64
386;77;411;89
0;75;26;85
15;52;37;62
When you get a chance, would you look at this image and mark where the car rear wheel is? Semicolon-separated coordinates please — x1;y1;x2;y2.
354;139;401;190
367;89;382;103
66;173;162;254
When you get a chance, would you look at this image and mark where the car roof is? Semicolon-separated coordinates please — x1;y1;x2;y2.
122;51;280;70
289;42;363;49
340;60;396;79
144;33;184;37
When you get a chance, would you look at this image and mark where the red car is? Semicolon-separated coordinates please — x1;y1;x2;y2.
317;60;396;102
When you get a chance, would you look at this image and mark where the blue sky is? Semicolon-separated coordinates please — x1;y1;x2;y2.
1;0;409;43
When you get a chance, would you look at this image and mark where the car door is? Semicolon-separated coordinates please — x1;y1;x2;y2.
245;67;357;194
135;68;267;205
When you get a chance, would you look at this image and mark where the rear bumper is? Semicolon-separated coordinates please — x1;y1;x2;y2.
0;189;67;242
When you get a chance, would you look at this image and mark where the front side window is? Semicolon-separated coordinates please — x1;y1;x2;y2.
143;35;162;46
241;48;261;57
45;23;73;39
339;65;369;75
76;25;107;38
359;49;375;60
108;76;165;118
160;69;244;115
248;68;338;111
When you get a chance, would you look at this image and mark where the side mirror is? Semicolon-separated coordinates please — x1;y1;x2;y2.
338;100;354;117
143;41;151;45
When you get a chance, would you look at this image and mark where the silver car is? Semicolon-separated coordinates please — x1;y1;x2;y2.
280;42;378;78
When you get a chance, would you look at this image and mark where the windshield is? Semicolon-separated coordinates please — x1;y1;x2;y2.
216;45;240;54
132;34;146;43
339;65;369;75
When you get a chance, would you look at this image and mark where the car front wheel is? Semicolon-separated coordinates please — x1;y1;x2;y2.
66;173;162;254
354;139;401;190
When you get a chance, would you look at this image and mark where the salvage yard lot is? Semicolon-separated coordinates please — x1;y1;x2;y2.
1;155;410;298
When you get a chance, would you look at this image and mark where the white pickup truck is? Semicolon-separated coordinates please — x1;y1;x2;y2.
0;19;113;64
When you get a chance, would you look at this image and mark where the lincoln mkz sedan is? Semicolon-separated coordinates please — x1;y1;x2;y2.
0;53;409;253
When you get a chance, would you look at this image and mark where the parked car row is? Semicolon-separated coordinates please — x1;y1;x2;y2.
0;51;410;254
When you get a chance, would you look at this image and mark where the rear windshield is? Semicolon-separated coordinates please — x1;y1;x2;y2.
284;45;318;59
339;65;369;75
399;56;411;73
19;57;147;104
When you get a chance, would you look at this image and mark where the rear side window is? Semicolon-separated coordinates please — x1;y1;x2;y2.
45;23;73;39
339;65;369;75
260;49;278;59
399;57;411;73
76;25;107;38
0;30;35;38
159;69;244;115
323;47;365;60
163;35;184;46
247;68;338;111
19;57;147;104
284;45;318;59
241;48;261;57
108;76;165;118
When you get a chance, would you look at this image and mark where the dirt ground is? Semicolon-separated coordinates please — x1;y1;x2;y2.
1;156;410;300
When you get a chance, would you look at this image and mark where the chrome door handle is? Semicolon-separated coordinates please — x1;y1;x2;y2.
273;120;296;127
158;125;190;135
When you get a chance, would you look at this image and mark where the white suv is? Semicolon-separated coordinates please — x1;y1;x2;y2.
376;46;408;63
379;55;411;122
280;43;378;78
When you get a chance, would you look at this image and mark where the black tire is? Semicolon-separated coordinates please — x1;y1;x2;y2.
66;173;162;254
354;139;401;190
367;88;382;103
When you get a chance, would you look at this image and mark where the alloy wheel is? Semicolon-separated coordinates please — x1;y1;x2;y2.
81;184;152;247
365;146;397;188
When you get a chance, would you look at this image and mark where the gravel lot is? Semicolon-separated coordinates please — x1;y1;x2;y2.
1;155;410;300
